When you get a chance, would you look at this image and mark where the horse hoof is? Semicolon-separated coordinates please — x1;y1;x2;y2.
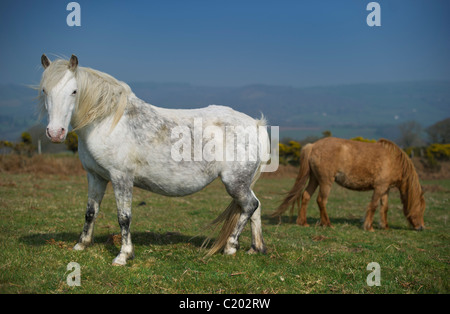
112;256;127;266
73;243;87;251
224;246;237;255
112;251;134;266
247;245;267;255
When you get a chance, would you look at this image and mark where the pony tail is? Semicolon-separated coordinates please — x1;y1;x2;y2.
271;143;313;218
203;200;241;257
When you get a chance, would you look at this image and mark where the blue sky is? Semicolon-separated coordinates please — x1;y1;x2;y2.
0;0;449;87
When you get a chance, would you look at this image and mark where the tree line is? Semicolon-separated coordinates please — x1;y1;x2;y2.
1;118;449;171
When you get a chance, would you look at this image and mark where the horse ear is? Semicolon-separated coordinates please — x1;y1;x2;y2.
41;54;51;69
69;55;78;71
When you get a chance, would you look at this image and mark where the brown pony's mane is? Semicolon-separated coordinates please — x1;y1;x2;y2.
377;139;424;218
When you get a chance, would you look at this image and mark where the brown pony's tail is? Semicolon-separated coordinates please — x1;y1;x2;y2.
271;143;313;219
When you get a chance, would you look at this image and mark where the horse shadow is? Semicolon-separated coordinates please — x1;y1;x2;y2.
262;214;362;227
19;230;209;257
262;214;408;230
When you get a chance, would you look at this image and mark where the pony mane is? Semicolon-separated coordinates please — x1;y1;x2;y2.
38;59;132;131
377;138;424;216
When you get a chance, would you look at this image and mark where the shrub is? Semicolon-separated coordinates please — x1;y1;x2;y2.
279;141;301;166
0;133;35;156
65;131;78;153
351;136;376;143
426;143;450;161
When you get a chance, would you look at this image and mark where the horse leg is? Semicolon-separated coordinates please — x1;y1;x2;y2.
224;189;261;255
288;201;296;223
297;175;318;226
316;182;332;227
363;189;384;231
379;192;389;229
74;172;107;251
248;198;267;254
111;175;135;266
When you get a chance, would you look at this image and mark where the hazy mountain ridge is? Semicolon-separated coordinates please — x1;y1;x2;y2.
1;80;449;141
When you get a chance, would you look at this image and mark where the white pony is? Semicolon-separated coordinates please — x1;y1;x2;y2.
39;54;269;265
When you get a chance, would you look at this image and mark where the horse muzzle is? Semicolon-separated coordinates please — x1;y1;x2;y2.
46;127;67;143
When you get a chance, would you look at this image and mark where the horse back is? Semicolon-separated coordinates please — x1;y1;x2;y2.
308;137;401;190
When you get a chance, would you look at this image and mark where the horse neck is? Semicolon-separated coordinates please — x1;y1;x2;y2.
75;95;159;140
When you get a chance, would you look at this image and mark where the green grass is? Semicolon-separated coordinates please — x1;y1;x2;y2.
0;172;448;294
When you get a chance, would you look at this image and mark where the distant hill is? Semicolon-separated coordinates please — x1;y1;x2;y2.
0;84;41;141
1;80;449;142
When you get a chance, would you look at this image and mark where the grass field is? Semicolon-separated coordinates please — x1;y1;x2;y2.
0;156;449;294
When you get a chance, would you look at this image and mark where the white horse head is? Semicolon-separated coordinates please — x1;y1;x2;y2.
40;54;78;142
39;54;131;141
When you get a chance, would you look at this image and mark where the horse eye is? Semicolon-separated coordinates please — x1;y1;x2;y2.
42;89;46;94
72;90;77;95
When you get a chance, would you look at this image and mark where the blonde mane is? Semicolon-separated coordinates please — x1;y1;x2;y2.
38;59;132;131
378;139;424;217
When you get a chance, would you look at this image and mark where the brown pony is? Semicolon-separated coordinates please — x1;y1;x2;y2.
272;137;425;231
